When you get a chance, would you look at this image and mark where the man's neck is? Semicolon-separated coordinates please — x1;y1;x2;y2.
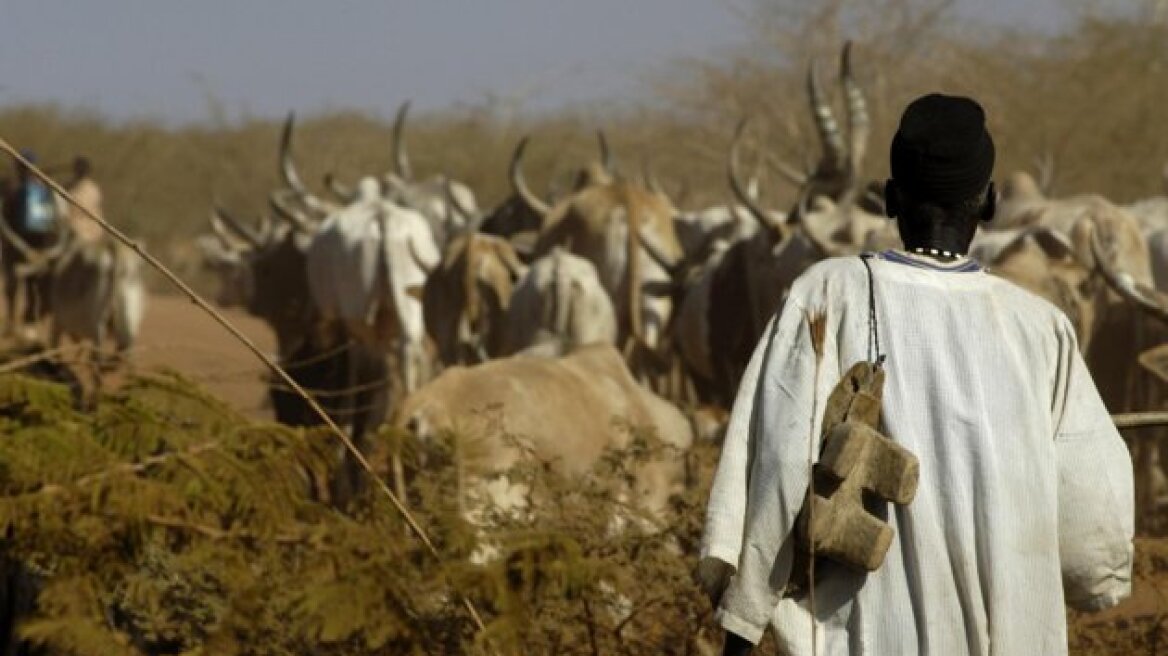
901;244;966;262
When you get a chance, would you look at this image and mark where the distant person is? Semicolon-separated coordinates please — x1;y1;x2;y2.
65;155;105;243
1;151;63;331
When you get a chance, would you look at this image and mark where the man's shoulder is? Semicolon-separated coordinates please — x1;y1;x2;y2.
793;256;867;287
791;253;1074;329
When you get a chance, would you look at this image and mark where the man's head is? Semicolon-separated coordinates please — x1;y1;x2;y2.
73;156;92;180
885;93;996;254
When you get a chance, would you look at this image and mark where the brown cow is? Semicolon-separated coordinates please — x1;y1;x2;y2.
511;136;684;358
422;230;527;366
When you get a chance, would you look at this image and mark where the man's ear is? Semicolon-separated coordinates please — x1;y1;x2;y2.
883;179;900;219
980;181;997;223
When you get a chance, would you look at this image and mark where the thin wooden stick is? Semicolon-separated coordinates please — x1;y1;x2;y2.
1113;411;1168;430
0;343;89;374
0;139;493;640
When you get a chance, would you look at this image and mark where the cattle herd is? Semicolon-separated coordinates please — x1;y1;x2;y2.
5;44;1160;527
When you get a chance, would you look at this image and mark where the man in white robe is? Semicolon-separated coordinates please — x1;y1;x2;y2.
700;94;1134;655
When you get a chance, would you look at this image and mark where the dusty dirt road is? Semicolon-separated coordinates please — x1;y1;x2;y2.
122;293;276;419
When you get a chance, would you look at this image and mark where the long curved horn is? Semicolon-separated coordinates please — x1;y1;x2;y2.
392;101;414;180
509;137;551;218
269;190;315;233
728;119;784;234
597;130;614;175
324;173;358;204
763;152;810;187
793;185;845;257
840;41;869;179
807;59;847;172
279;112;310;195
1091;226;1168;326
212;204;262;249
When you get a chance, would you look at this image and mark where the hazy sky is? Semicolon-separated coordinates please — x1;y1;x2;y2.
1;1;1068;125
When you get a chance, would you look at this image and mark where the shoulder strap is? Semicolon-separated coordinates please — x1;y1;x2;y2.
859;253;885;367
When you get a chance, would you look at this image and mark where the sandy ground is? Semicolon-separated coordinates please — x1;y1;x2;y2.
125;293;276;419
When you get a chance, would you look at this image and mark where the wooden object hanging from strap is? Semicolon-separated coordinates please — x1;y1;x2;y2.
787;255;919;596
799;362;917;569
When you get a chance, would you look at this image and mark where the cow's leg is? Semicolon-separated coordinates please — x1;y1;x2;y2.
90;325;107;397
392;339;421;506
329;342;362;508
2;261;17;337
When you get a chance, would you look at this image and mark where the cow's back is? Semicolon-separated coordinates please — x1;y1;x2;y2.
399;343;691;474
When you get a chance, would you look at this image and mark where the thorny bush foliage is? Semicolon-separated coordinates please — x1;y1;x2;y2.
0;370;770;655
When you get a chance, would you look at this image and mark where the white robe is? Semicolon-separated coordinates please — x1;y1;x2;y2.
701;251;1134;655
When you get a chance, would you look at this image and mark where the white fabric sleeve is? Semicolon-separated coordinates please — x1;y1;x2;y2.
700;313;780;568
712;298;826;644
1053;324;1135;612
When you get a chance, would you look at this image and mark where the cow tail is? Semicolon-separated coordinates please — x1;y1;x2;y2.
624;186;644;347
463;239;481;340
375;208;397;347
553;251;572;345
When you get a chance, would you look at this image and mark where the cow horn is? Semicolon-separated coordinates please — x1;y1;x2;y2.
212;204;263;249
807;58;847;173
279;112;311;195
509;137;551;218
269;190;315;233
392;101;414;180
279;113;337;215
324;173;358;204
1091;226;1168;326
597;130;614;175
728;118;785;235
763;151;810;187
840;41;868;181
793;186;845;257
1035;151;1055;196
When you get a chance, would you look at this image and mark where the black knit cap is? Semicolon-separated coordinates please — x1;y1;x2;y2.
889;93;995;206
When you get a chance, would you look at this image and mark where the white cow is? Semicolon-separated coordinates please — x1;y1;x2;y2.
306;177;440;395
48;237;145;358
672;203;760;260
502;248;617;357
